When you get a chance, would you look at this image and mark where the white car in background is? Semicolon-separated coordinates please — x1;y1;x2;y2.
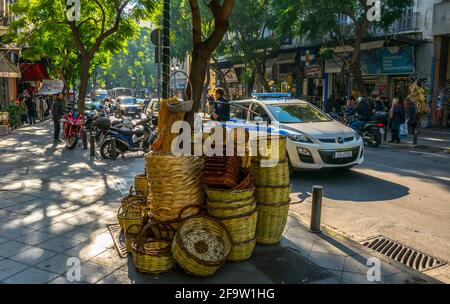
228;93;364;172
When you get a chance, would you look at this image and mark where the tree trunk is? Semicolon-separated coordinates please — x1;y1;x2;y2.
214;68;231;99
185;48;209;125
77;55;92;115
254;62;271;92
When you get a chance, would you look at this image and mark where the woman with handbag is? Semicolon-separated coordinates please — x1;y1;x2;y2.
389;98;406;143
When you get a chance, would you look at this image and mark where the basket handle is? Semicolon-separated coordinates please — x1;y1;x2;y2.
177;204;204;221
136;222;172;254
169;70;194;102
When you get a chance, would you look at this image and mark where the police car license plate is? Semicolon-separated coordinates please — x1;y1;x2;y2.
334;151;353;159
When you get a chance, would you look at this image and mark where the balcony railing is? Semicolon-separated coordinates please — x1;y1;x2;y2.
0;11;12;27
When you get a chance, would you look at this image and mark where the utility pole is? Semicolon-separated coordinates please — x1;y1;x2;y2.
162;0;171;99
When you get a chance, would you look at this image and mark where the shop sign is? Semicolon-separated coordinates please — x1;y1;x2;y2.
325;57;344;73
300;49;316;68
37;79;64;95
222;69;239;83
361;46;415;75
305;64;323;78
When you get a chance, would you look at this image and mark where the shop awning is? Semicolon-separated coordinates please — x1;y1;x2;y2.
20;63;50;81
0;56;21;78
277;52;297;65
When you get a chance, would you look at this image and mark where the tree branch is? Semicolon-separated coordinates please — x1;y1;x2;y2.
189;0;202;45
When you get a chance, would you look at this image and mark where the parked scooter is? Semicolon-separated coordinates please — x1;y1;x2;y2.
98;117;157;159
62;111;84;150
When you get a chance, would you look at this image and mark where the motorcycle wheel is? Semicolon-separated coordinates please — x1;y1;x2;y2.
366;131;382;148
100;139;112;159
66;134;78;150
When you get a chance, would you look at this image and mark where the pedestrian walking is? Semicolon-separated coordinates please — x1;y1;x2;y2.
24;92;37;125
389;98;405;143
211;88;230;122
37;97;48;121
52;93;65;144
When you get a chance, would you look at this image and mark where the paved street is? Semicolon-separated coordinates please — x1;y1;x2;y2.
290;144;450;283
0;122;445;284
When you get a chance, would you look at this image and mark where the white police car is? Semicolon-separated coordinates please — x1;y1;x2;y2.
227;93;364;172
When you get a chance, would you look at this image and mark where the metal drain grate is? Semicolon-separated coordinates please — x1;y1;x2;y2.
361;236;446;272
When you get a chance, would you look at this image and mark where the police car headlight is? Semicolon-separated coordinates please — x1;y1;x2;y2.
288;133;313;144
354;132;361;141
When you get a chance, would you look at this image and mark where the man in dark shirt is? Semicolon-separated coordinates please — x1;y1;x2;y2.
211;88;230;122
52;93;65;144
350;97;371;132
24;92;37;125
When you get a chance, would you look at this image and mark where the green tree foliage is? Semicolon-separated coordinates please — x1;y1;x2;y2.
9;0;156;113
272;0;413;95
227;0;279;92
97;27;157;91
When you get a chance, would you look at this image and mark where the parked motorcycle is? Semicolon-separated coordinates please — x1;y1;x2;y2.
98;117;157;159
62;111;84;150
330;112;385;148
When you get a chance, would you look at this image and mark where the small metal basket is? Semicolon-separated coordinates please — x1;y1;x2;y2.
167;70;194;113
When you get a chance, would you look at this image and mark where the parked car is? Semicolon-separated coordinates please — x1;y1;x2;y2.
210;93;364;172
116;96;142;118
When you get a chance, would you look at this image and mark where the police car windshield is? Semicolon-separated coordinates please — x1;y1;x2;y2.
267;104;331;123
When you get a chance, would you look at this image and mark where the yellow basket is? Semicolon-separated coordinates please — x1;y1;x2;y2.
121;189;147;206
216;209;258;243
205;187;255;202
207;197;256;218
227;238;256;262
135;174;148;198
252;158;290;187
255;185;291;204
256;201;290;245
118;204;148;233
131;223;175;274
172;216;232;277
255;135;287;160
125;224;142;253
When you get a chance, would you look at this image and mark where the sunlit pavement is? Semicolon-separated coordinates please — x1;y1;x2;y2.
0;122;442;284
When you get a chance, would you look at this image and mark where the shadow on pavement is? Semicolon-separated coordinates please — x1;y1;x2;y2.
290;169;410;202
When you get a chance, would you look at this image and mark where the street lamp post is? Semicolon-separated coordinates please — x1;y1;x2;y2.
162;0;170;99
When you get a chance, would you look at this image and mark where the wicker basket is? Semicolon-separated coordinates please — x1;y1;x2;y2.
131;223;175;274
205;187;255;202
121;188;147;206
256;200;291;245
228;238;256;262
149;205;203;240
207;197;256;218
125;224;142;253
118;204;148;233
172;216;232;277
252;158;290;187
216;209;258;243
146;153;204;222
256;135;287;160
135;174;148;197
255;184;291;204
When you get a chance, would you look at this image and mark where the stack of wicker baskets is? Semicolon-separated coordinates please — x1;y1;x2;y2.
146;152;204;221
252;135;291;245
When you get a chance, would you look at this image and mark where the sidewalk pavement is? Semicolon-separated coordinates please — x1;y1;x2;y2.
383;128;450;153
0;122;442;284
